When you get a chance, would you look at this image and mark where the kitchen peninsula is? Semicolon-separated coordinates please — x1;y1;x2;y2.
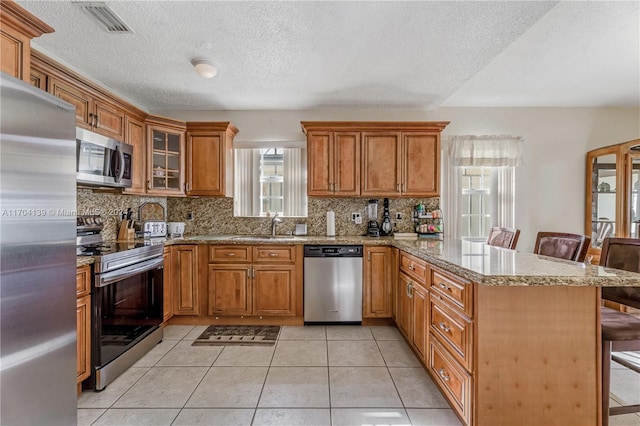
161;235;639;426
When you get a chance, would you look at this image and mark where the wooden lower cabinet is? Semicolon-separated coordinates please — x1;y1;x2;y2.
76;265;91;390
172;245;199;315
253;265;296;316
207;245;301;319
410;281;429;362
363;246;392;318
396;271;413;340
208;264;251;316
429;338;472;424
163;247;174;322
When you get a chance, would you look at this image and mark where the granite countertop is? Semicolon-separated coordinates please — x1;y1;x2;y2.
167;234;640;287
76;256;94;267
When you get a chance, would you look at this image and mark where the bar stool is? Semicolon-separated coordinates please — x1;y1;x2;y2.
599;237;640;426
533;231;591;262
486;227;520;249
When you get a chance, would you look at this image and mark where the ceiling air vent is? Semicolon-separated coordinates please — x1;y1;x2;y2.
78;2;133;33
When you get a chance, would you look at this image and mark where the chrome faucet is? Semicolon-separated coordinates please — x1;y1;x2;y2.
271;213;283;236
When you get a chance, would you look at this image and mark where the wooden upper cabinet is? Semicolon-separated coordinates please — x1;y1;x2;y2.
361;132;402;196
0;1;53;82
307;131;333;195
48;76;125;140
123;116;146;195
307;131;360;196
402;132;439;196
185;122;238;197
146;116;186;196
302;121;448;198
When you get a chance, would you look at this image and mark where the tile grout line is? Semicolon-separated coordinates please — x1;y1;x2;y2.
249;326;280;425
372;330;412;424
170;326;219;425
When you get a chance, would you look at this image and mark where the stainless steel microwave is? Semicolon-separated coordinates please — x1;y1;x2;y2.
76;128;132;188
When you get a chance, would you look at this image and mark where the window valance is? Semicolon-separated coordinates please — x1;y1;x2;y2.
447;135;524;167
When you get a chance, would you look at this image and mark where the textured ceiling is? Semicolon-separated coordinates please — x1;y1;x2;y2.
16;1;640;111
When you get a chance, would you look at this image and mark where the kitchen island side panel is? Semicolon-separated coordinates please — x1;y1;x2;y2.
476;285;601;426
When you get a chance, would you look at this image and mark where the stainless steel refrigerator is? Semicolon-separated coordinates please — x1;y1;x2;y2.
0;73;77;424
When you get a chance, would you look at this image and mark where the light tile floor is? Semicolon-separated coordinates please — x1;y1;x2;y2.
78;325;640;426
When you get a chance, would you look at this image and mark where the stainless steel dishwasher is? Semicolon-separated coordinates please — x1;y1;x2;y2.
304;245;363;324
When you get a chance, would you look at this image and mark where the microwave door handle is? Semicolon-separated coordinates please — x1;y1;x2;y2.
113;145;125;183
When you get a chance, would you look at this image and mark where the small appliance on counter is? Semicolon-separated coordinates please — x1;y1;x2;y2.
167;222;185;238
380;198;393;236
366;199;380;237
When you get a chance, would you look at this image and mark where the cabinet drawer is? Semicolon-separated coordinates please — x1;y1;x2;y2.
429;338;472;425
76;265;91;298
399;251;428;284
430;296;473;371
431;269;473;318
253;245;295;263
209;245;251;263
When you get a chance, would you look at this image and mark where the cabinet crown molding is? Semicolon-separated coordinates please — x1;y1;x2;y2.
1;0;54;38
186;121;239;136
300;121;450;134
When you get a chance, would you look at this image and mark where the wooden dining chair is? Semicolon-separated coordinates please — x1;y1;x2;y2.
533;231;591;262
599;237;640;426
486;227;520;249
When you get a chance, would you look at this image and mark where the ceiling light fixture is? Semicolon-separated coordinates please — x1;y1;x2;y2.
191;58;217;79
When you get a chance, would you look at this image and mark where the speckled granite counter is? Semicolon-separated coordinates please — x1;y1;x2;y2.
76;256;94;268
166;235;640;287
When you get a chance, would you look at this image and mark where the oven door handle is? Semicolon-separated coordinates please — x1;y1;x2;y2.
97;256;164;287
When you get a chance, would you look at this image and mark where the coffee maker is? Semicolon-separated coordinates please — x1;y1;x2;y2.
366;199;380;237
380;198;393;236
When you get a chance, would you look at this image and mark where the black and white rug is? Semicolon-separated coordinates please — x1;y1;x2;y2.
192;325;280;346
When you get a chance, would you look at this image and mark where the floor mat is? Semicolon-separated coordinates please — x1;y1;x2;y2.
191;325;280;346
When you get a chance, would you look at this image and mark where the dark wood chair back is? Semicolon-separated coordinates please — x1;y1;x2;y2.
487;227;520;250
533;232;591;262
600;237;640;310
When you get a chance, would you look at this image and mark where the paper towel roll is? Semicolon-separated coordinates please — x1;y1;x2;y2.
326;211;335;236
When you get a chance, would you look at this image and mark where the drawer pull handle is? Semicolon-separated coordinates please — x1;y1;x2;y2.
226;253;236;256
438;322;451;333
268;253;279;257
438;282;450;291
408;264;414;270
438;368;450;382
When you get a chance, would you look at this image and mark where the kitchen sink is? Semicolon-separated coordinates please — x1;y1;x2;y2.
231;235;306;241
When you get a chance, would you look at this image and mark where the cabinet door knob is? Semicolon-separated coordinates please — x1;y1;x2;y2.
438;368;450;382
438;322;451;333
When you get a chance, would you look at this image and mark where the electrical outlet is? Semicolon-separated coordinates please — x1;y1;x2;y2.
351;212;361;222
187;212;194;220
395;212;403;221
355;216;363;225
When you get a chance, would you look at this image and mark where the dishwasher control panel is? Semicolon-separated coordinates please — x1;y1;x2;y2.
304;245;363;257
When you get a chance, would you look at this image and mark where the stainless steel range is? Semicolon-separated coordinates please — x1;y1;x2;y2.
77;215;164;391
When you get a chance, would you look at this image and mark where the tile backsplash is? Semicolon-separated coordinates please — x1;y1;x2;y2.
78;189;439;240
167;196;439;237
77;189;167;241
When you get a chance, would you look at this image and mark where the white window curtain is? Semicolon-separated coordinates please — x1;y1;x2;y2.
233;149;261;216
449;135;523;167
442;135;523;240
283;148;308;217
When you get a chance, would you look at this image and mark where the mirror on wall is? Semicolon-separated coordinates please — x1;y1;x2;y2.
233;143;307;217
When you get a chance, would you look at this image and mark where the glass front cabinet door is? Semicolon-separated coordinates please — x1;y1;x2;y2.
145;118;186;196
586;139;640;262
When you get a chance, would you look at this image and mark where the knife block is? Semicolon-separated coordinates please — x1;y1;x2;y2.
118;220;135;241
